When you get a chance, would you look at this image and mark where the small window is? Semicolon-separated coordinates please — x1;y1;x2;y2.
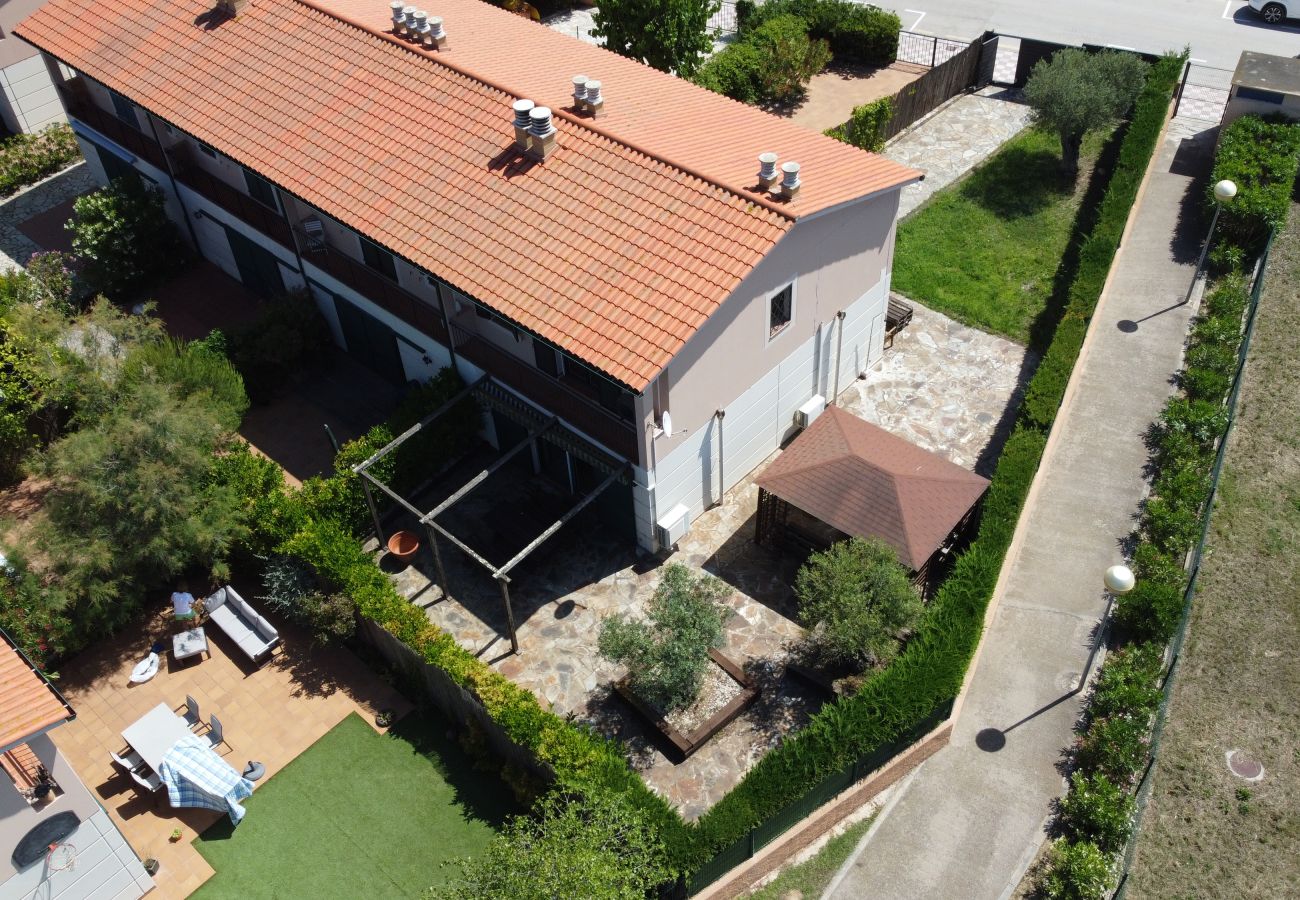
1234;86;1285;105
768;284;793;338
359;235;398;282
242;167;279;211
475;304;522;341
108;90;137;128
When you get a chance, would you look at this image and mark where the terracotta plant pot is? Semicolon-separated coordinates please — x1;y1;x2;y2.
386;530;420;563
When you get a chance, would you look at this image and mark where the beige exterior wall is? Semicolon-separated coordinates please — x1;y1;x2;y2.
0;1;46;70
648;190;898;463
1222;90;1300;127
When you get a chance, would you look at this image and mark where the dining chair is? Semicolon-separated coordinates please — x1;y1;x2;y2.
177;695;203;731
207;714;230;753
110;749;144;773
130;768;162;794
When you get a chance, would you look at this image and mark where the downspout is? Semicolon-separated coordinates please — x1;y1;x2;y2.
830;310;846;405
431;281;460;371
714;409;725;506
146;116;202;252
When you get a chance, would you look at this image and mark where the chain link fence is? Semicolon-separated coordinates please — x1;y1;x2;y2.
1112;231;1277;897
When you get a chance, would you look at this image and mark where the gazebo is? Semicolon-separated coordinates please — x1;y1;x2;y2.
755;406;989;591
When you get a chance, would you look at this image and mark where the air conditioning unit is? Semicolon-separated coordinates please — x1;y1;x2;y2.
655;503;691;549
795;395;826;429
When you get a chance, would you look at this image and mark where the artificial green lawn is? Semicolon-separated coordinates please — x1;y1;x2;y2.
748;816;874;900
892;126;1113;345
192;711;517;898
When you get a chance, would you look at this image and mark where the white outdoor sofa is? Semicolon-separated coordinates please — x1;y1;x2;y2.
204;586;280;665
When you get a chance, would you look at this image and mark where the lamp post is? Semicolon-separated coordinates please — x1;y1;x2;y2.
1077;564;1136;692
1184;179;1237;305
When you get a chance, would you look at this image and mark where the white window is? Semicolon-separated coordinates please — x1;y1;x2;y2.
768;283;794;340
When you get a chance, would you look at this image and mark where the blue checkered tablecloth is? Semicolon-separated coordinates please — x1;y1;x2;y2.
159;735;255;824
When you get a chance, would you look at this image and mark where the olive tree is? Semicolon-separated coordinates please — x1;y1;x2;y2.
433;784;671;900
795;537;921;670
1024;49;1149;174
593;0;720;77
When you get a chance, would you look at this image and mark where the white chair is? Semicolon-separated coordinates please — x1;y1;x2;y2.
130;768;161;793
177;695;203;731
301;217;326;253
207;714;229;753
110;749;143;773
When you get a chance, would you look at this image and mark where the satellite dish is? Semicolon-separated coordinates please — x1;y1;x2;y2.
660;411;673;435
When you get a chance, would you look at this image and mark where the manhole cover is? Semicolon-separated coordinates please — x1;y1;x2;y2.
1226;749;1265;782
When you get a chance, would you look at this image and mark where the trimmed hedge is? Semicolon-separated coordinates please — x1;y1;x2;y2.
0;123;81;198
1210;114;1300;252
737;0;900;65
825;97;894;152
1021;54;1186;430
694;14;830;105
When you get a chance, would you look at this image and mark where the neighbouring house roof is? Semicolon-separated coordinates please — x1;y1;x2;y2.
0;629;75;754
1232;51;1300;98
755;406;989;570
16;0;920;392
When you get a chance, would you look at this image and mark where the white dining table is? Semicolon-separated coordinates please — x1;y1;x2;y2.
121;702;193;772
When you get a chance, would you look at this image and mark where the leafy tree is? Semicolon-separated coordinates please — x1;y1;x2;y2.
598;563;730;711
748;15;831;103
67;177;187;298
433;784;672;900
593;0;720;77
1024;49;1149;173
795;537;921;670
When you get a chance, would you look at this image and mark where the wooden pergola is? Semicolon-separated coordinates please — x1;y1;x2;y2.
755;406;989;592
351;375;630;654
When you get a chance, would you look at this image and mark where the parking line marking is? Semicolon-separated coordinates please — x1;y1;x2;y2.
1190;57;1208;62
1222;0;1235;18
904;8;926;30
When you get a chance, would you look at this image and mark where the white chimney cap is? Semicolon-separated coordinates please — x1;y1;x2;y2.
428;15;445;38
529;106;555;138
512;98;535;129
584;80;602;104
781;161;801;188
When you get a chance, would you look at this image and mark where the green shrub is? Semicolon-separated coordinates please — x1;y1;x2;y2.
0;124;81;198
795;537;921;670
1040;839;1115;900
1087;642;1163;724
1211;114;1300;251
828;97;894;152
0;547;74;673
123;337;249;432
1057;771;1136;854
258;555;355;644
67;178;187;299
1021;52;1186;429
208;444;302;557
1074;713;1150;786
694;43;765;104
225;293;333;403
598;564;731;712
1112;566;1184;644
748;15;832;103
740;0;900;65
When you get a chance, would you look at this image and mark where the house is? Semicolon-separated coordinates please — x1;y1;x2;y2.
16;0;921;555
1223;51;1300;127
1;629;153;899
0;0;66;136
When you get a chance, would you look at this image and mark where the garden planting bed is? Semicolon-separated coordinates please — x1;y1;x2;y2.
616;649;759;761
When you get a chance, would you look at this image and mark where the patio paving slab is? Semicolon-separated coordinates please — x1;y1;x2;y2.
0;160;96;271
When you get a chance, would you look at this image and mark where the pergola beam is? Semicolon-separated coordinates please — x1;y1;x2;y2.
352;374;488;475
358;468;427;520
421;417;557;522
496;465;627;577
425;518;499;574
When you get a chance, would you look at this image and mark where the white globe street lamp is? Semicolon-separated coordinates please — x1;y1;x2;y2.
1104;563;1136;596
1185;179;1238;305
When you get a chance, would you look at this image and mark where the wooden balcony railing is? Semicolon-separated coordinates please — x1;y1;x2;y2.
165;144;294;247
299;234;449;344
57;79;166;170
450;323;637;460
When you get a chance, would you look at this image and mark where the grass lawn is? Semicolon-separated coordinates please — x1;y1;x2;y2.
1125;203;1300;898
746;816;873;899
892;126;1113;345
192;711;518;898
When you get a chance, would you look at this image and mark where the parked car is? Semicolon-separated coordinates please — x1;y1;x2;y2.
1250;0;1293;24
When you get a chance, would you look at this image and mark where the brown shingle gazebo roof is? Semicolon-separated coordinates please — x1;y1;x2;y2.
0;630;75;753
755;406;989;570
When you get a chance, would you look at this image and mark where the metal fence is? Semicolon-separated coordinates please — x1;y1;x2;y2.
1112;233;1277;897
708;0;737;35
895;29;970;68
683;701;953;896
1173;63;1234;123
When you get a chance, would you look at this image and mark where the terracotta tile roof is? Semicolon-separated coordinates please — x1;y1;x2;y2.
0;630;74;753
755;406;989;569
16;0;919;392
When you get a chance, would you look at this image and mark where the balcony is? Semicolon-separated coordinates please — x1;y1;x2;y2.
166;143;294;247
57;78;166;170
450;323;638;461
298;232;449;345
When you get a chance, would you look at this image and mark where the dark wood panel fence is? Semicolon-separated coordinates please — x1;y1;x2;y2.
880;36;984;142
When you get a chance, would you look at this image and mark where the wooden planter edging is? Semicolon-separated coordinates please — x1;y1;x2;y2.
615;648;759;761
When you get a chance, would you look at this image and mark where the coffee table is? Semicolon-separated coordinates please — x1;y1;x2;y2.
172;627;209;664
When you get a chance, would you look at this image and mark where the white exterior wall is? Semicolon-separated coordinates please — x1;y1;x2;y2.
0;53;64;135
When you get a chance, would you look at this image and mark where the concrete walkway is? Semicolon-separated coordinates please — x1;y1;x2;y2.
885;86;1033;220
826;118;1216;900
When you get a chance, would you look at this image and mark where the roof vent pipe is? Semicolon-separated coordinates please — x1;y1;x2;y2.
780;161;801;199
512;98;535;151
401;5;417;35
427;15;446;47
528;107;558;159
572;75;589;104
584;80;603;115
411;9;428;41
390;0;405;32
757;152;778;189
